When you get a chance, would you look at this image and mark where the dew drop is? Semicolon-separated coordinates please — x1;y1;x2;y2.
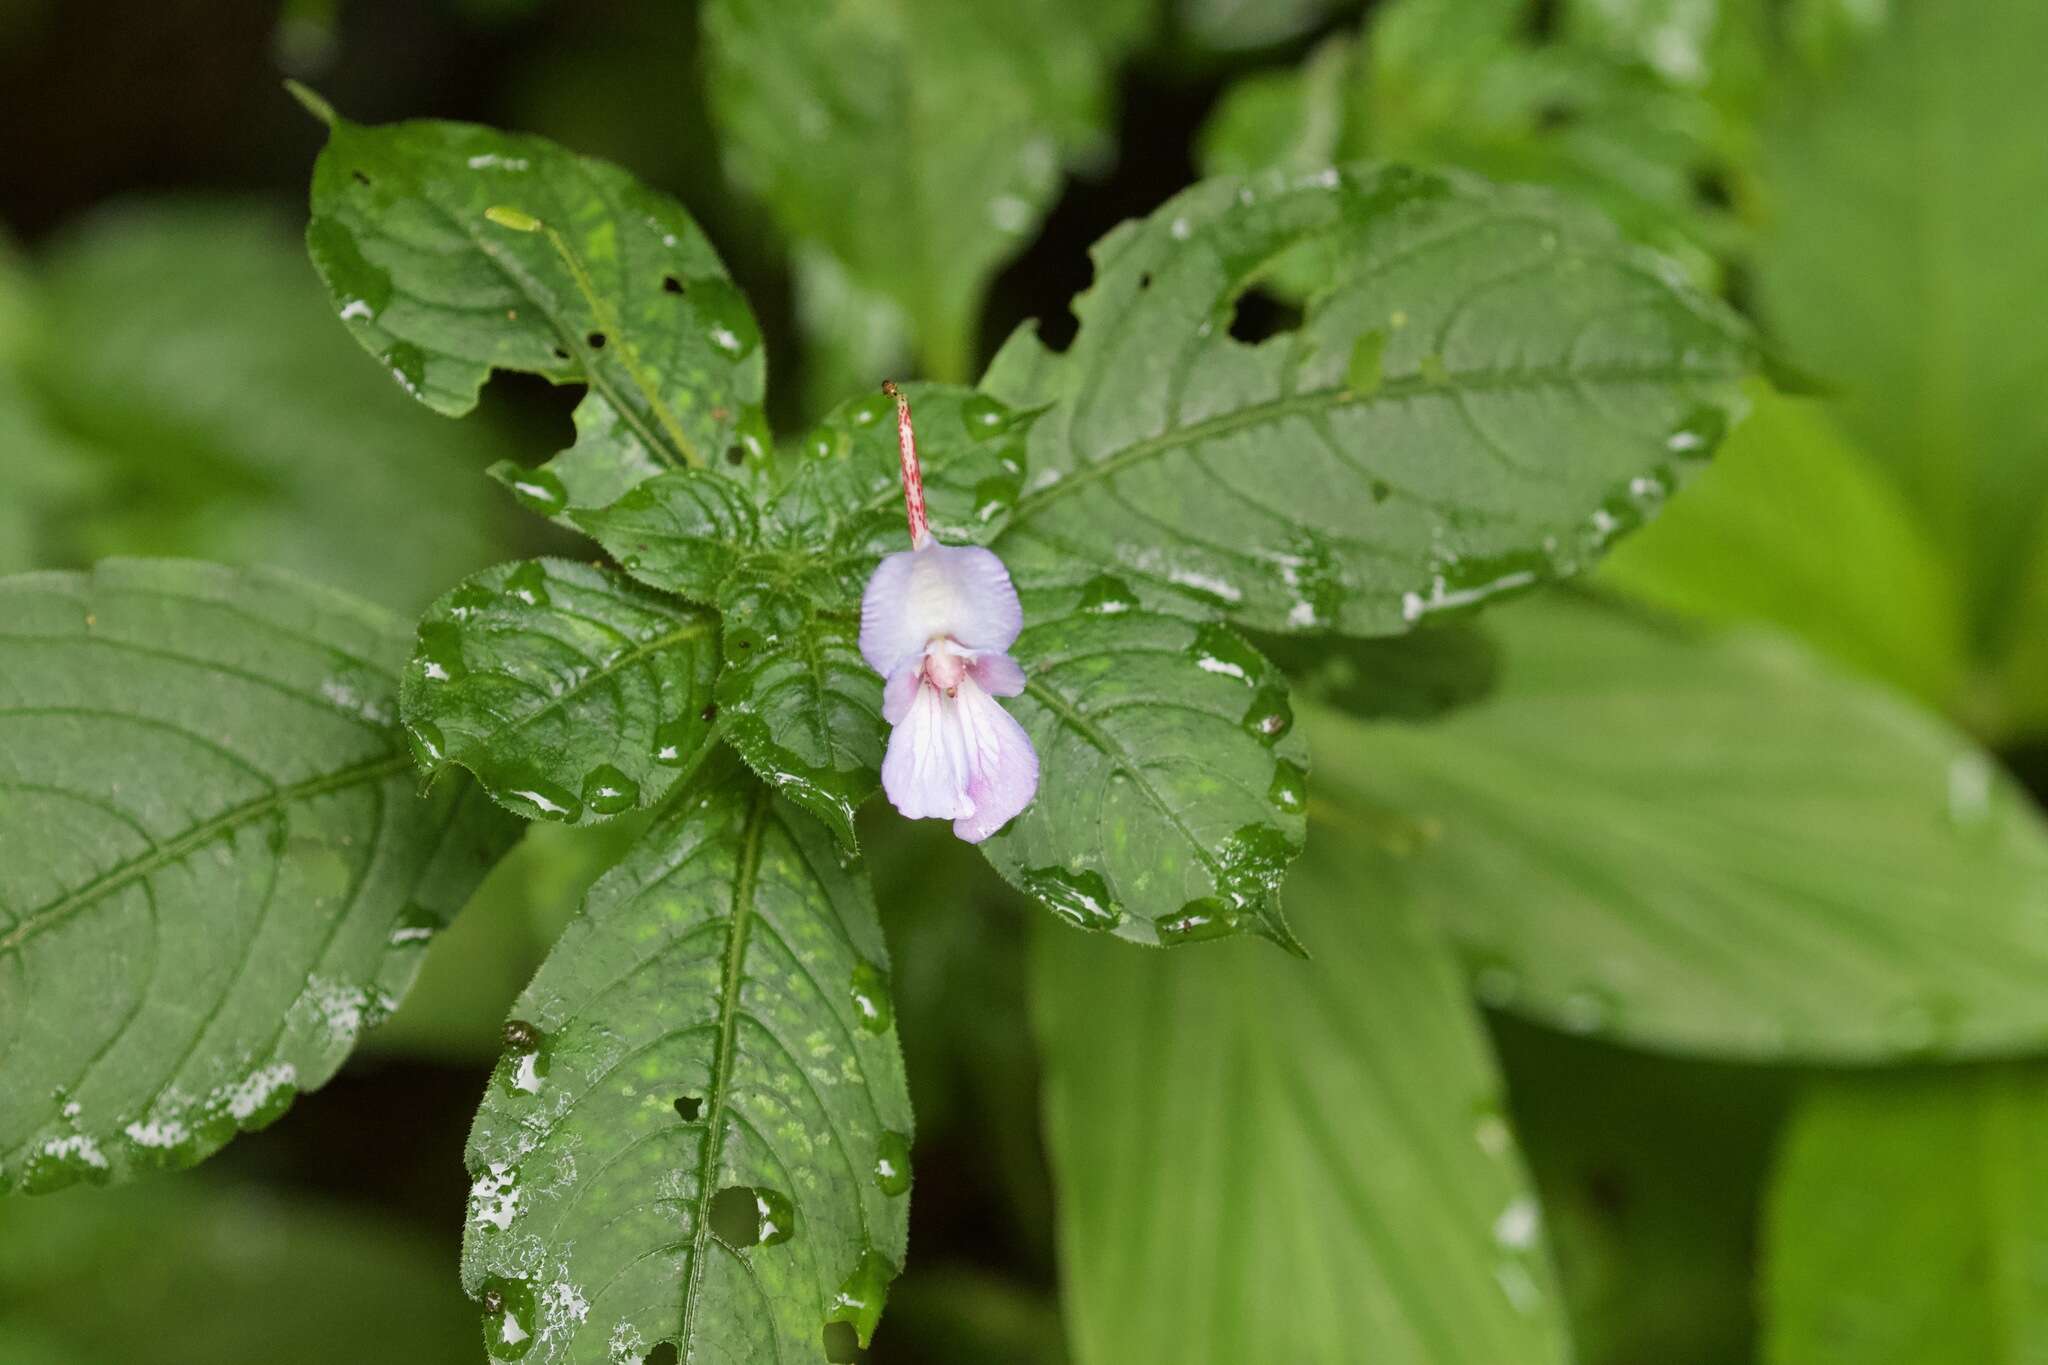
1018;866;1124;932
502;776;583;824
803;425;842;460
581;764;640;815
502;561;551;607
846;393;889;428
874;1130;911;1197
1077;574;1139;615
1666;402;1728;458
849;960;894;1034
1557;987;1613;1035
383;340;427;398
1157;897;1240;944
1241;684;1294;744
652;719;696;766
406;720;447;767
692;278;761;360
1188;622;1264;685
449;581;496;616
959;393;1013;436
973;475;1020;524
415;622;468;684
479;1275;537;1360
1268;758;1307;815
495;465;569;517
826;1249;892;1350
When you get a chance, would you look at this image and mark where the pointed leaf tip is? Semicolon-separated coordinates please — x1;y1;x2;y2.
283;79;337;128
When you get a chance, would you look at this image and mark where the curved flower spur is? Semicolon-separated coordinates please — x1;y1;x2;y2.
860;382;1039;841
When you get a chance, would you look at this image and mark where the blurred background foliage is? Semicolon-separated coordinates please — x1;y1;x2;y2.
4;0;2047;1361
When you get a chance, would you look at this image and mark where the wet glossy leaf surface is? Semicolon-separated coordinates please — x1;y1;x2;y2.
980;580;1308;946
302;103;766;508
1034;827;1572;1363
460;759;912;1363
576;385;1032;844
702;0;1132;379
982;161;1755;636
1764;1068;2048;1364
400;559;720;826
1315;592;2048;1060
0;560;514;1193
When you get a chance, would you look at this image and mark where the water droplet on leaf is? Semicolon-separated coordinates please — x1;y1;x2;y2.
1268;759;1307;814
1019;866;1123;931
849;961;893;1034
875;1130;911;1196
580;764;640;815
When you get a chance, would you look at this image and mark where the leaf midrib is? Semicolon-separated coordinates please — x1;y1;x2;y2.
678;783;771;1356
1005;359;1742;524
0;752;410;956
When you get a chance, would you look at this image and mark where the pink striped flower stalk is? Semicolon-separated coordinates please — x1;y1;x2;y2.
858;382;1039;842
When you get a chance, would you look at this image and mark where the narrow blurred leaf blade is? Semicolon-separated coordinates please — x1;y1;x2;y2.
1034;829;1572;1363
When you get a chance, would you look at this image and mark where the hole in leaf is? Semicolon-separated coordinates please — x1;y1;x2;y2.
644;1345;679;1365
1137;271;1153;290
708;1186;757;1245
674;1095;702;1121
724;444;746;465
822;1321;862;1362
351;169;371;186
551;345;571;362
1227;288;1303;344
586;331;607;350
662;274;686;294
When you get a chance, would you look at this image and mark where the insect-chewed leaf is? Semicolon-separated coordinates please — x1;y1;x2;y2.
0;560;515;1194
301;100;768;509
399;559;721;827
574;384;1036;847
460;759;912;1364
980;577;1309;947
983;161;1756;636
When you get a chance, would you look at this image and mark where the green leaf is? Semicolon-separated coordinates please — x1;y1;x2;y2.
1601;387;1970;717
1755;0;2048;664
1178;0;1349;52
576;384;1033;844
302;105;767;508
460;758;912;1363
0;559;514;1194
980;579;1308;947
1764;1068;2048;1364
982;162;1755;637
400;559;720;826
1314;592;2048;1061
701;0;1127;381
6;201;514;611
0;1177;478;1363
1033;827;1573;1363
1197;6;1743;286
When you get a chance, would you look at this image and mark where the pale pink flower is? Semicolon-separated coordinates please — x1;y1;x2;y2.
859;384;1038;842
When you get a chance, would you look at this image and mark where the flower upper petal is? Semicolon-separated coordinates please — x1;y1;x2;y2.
860;543;1024;676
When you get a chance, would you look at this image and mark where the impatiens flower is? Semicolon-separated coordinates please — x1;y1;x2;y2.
859;382;1039;842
